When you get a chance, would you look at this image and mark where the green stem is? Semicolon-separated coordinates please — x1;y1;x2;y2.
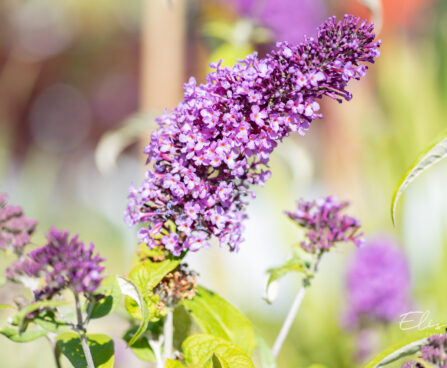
163;308;174;362
73;291;95;368
149;337;164;368
272;251;323;358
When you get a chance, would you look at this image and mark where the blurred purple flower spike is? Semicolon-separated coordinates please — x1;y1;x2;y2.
345;237;411;328
229;0;327;43
0;193;37;255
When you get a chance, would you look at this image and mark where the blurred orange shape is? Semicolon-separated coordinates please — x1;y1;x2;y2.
348;0;435;31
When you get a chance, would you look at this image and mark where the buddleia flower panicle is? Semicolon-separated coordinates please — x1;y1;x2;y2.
344;237;411;329
7;227;105;301
0;193;37;255
403;333;447;368
125;15;380;256
285;196;364;253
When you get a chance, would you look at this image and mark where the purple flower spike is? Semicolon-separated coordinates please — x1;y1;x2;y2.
8;227;105;300
345;237;411;328
0;193;37;255
286;196;364;253
125;15;380;255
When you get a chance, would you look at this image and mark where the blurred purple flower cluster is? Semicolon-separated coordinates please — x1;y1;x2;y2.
229;0;327;44
0;193;37;255
125;15;380;256
345;237;411;328
8;227;104;300
286;196;364;253
403;333;447;368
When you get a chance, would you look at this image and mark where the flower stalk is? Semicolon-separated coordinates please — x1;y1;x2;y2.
272;284;306;358
149;337;164;368
272;251;322;358
74;290;95;368
163;308;174;363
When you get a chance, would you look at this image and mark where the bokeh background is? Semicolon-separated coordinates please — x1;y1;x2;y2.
1;0;447;367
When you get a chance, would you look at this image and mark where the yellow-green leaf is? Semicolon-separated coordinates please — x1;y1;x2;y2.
12;300;68;329
183;286;256;356
391;130;447;225
117;276;149;346
166;359;186;368
128;257;180;292
265;256;310;304
183;334;255;368
0;326;47;343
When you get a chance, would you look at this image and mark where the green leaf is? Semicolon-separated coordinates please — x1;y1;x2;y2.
120;258;181;347
213;353;227;368
0;276;6;288
88;276;122;319
182;286;256;356
122;326;156;362
57;332;114;368
34;310;72;333
266;258;308;283
173;305;192;350
0;326;47;342
125;292;165;323
365;324;447;367
125;296;144;320
166;359;186;368
117;276;150;346
256;334;277;368
11;300;68;328
0;304;12;310
137;243;166;261
265;256;310;303
183;334;255;368
127;258;181;322
391;130;447;225
129;258;181;291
